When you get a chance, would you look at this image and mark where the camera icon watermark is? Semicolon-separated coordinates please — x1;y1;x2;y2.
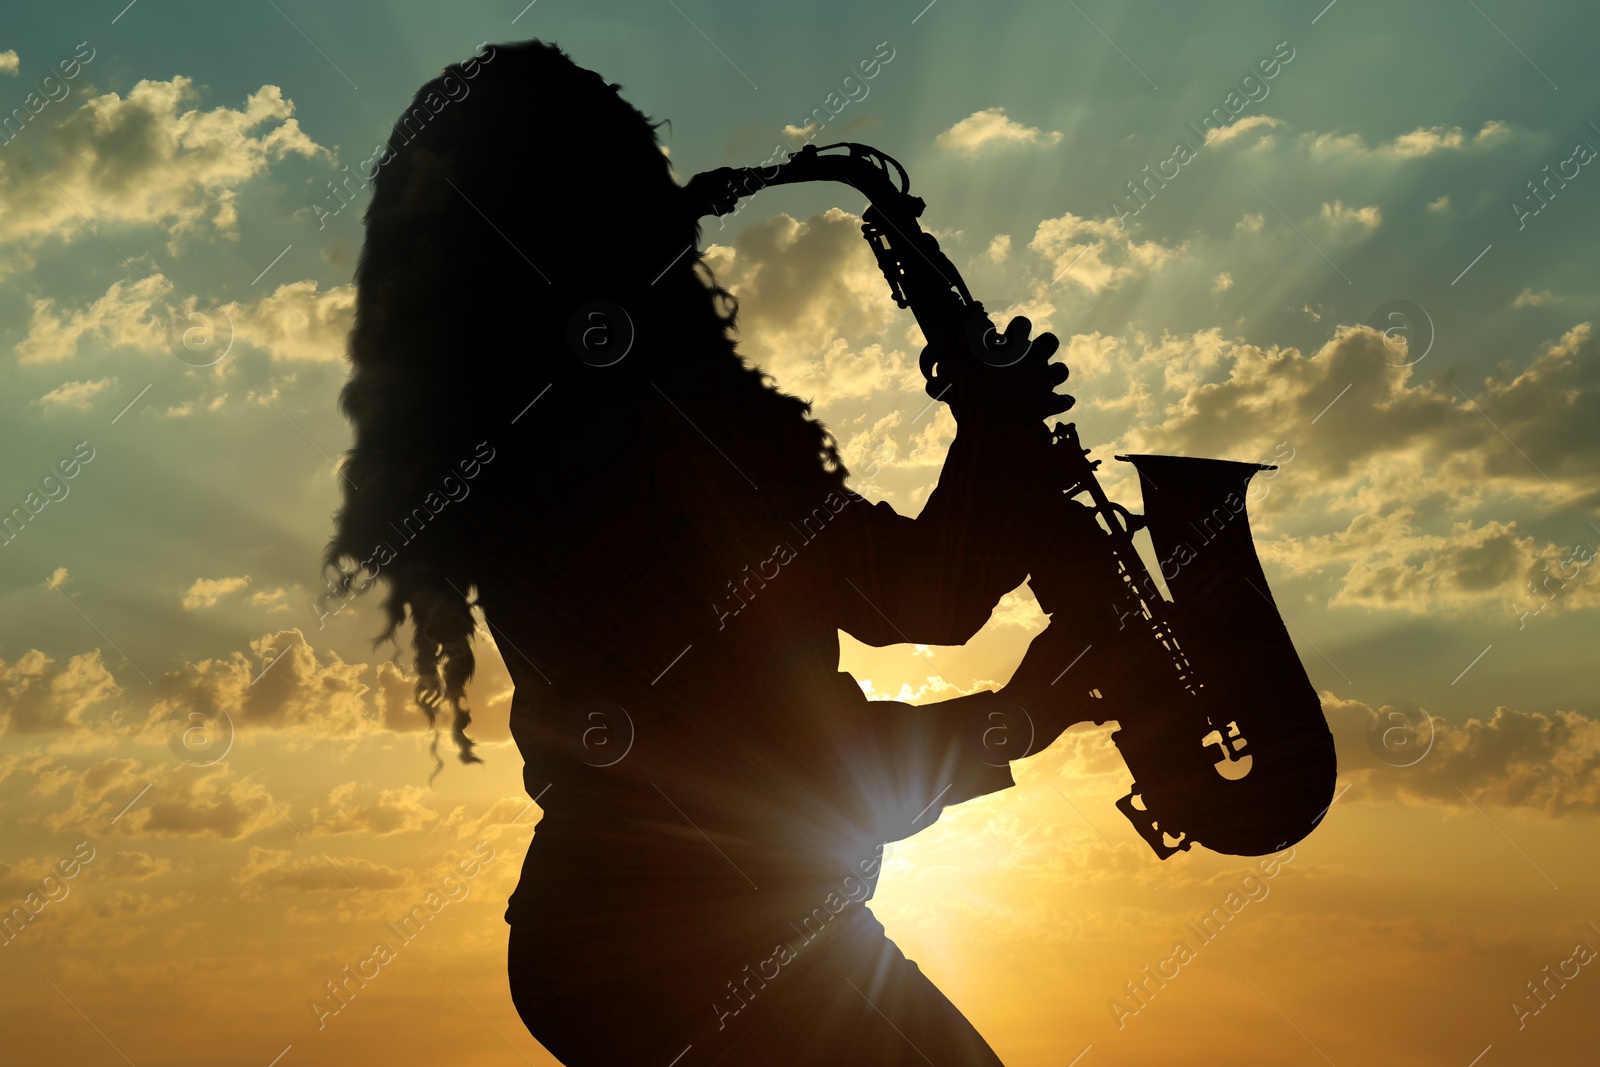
169;306;235;368
566;700;635;768
1366;300;1433;368
1365;698;1434;768
166;707;235;767
566;300;635;368
973;697;1036;767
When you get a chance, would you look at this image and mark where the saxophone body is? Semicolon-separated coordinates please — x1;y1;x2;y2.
685;143;1337;859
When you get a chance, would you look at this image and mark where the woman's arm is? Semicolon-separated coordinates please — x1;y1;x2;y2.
822;316;1071;646
847;687;1033;841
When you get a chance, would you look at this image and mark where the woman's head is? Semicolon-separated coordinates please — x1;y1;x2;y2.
328;39;845;772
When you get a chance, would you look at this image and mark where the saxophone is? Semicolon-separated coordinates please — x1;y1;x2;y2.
683;142;1337;859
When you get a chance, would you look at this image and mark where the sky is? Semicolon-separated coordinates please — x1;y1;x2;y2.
0;1;1596;1065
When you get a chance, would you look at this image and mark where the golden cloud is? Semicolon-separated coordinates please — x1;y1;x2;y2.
1326;694;1600;815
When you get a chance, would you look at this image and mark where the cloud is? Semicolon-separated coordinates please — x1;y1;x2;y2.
15;274;173;364
1309;121;1510;160
181;576;252;610
988;589;1048;631
19;756;279;840
447;795;543;841
36;377;115;411
935;107;1063;158
98;850;175;881
44;567;70;590
3;626;516;747
1320;200;1382;233
1513;288;1560;308
1126;322;1598;498
1326;696;1600;815
1236;212;1265;234
308;783;441;836
0;77;327;250
1028;211;1182;295
782;119;822;142
147;629;374;737
221;280;355;361
702;208;922;402
14;272;354;365
0;50;18;76
1105;321;1600;612
858;672;993;704
1204;114;1283;146
0;649;121;734
1264;512;1600;616
1426;195;1451;214
1212;271;1234;293
247;587;290;612
233;846;408;896
986;234;1011;264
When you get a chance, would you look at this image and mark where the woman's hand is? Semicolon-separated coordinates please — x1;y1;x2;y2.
998;614;1111;752
924;314;1074;433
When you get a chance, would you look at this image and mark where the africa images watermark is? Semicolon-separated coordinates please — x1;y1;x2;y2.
0;840;97;947
0;40;96;149
1;440;96;549
311;440;497;629
1509;925;1598;1031
1107;847;1296;1029
1510;129;1597;231
307;841;498;1030
707;40;897;232
309;42;498;230
1511;539;1595;631
711;452;885;631
710;845;887;1033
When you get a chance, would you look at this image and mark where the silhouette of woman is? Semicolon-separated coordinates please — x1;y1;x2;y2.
331;39;1093;1066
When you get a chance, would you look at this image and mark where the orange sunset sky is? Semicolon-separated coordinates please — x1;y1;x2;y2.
2;1;1597;1065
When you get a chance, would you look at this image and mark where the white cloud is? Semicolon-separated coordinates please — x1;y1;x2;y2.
14;273;353;365
1236;212;1265;234
1204;114;1283;146
1310;121;1510;160
0;50;18;76
44;567;70;590
986;234;1011;264
1426;195;1451;214
221;279;355;361
783;119;822;142
15;274;173;364
1212;271;1234;293
36;377;115;411
1512;288;1559;308
1320;200;1383;233
1028;211;1182;294
935;107;1063;158
181;576;252;610
0;76;327;251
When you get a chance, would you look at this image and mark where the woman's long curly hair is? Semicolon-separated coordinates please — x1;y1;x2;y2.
327;40;849;774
